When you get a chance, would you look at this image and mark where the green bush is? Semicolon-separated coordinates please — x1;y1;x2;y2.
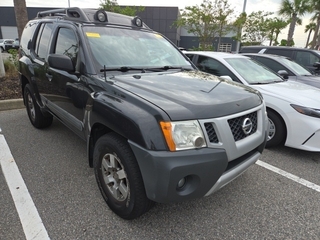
7;49;19;70
3;60;18;77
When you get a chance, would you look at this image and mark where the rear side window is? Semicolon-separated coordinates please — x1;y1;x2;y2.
239;47;262;53
35;23;53;60
20;22;38;51
266;49;293;58
295;51;320;66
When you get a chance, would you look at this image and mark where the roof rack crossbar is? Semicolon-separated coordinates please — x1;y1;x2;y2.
37;8;66;18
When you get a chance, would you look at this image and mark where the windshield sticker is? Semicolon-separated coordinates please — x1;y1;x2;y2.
86;32;101;38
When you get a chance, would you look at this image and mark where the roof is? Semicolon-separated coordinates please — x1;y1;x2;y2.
185;51;249;59
241;53;290;60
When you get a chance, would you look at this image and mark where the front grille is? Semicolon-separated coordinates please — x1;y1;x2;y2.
204;123;219;143
228;111;257;141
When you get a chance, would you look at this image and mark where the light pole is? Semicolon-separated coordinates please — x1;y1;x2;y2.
235;0;247;53
68;0;70;7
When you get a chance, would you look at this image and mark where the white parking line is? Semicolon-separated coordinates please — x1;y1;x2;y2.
256;160;320;193
0;133;50;240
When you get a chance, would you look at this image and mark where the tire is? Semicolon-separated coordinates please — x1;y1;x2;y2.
0;47;4;53
266;110;286;148
93;133;154;220
24;84;53;129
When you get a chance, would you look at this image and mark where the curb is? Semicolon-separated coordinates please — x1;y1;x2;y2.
0;98;24;111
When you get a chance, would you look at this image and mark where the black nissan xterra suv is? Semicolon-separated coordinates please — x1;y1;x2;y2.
18;8;268;219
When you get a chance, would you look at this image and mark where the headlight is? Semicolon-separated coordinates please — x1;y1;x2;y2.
291;104;320;118
160;120;207;151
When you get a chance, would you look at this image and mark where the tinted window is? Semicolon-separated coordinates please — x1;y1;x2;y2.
54;28;78;66
35;23;53;60
253;56;292;75
239;47;262;53
196;55;240;82
20;21;38;51
266;49;293;58
185;54;194;61
295;51;320;66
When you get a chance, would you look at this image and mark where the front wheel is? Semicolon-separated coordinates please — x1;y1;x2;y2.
266;110;286;148
93;133;154;220
24;84;53;129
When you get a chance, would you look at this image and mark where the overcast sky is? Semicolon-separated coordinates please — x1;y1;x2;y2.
0;0;313;47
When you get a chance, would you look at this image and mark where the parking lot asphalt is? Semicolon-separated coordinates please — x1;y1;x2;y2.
0;108;320;239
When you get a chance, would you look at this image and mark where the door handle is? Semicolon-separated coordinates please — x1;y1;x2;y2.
46;73;53;82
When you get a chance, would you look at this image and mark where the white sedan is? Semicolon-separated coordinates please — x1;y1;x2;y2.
185;51;320;152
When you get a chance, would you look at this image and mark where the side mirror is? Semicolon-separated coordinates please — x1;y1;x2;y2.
277;70;289;79
313;62;320;69
48;54;74;72
220;75;233;81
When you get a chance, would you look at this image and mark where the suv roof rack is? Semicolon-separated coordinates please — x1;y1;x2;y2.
37;7;90;22
36;7;149;29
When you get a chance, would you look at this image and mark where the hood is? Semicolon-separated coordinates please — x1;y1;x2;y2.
289;75;320;89
111;70;262;120
253;80;320;108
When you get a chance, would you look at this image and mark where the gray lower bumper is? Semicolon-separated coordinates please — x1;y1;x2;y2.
129;141;262;203
205;151;260;196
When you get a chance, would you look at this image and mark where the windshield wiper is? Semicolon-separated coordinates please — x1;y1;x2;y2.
148;66;193;71
250;81;275;85
100;66;146;73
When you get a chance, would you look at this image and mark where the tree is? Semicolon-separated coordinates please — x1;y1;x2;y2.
266;18;288;46
309;0;320;49
174;0;235;50
13;0;29;40
278;0;311;46
214;0;235;51
233;12;247;42
304;22;316;48
241;11;273;45
99;0;144;16
280;39;295;46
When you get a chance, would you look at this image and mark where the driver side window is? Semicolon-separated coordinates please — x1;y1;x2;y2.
54;28;78;67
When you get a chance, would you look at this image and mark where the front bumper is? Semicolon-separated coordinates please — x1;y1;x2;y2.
284;111;320;151
129;140;264;203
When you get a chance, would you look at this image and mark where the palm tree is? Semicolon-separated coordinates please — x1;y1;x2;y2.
13;0;29;40
267;18;288;46
304;22;316;48
278;0;311;46
309;0;320;49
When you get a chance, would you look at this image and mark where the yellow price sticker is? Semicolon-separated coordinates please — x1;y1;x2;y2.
86;32;101;38
154;34;163;38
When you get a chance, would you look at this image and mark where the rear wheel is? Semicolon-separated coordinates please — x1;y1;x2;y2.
24;84;53;129
93;133;154;220
266;110;286;148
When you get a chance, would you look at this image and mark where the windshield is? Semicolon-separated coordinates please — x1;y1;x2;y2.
281;57;312;76
83;26;192;72
225;58;284;84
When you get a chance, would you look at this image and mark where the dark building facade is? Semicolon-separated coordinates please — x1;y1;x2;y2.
0;6;239;52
